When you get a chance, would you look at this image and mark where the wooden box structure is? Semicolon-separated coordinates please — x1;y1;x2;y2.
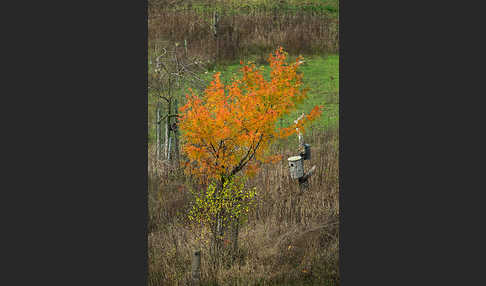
288;155;304;179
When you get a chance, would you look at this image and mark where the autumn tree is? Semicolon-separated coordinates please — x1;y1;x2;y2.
180;47;321;181
179;47;322;257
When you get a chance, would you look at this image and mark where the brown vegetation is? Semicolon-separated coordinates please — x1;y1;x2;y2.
148;5;339;63
148;128;339;285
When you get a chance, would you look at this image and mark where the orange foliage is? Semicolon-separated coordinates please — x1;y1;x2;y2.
179;47;322;180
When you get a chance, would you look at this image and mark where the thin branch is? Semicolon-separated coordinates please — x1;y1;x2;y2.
157;114;180;124
200;138;218;159
230;133;264;177
158;95;170;103
209;142;218;157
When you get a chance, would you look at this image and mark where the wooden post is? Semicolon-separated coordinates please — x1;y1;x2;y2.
191;250;201;286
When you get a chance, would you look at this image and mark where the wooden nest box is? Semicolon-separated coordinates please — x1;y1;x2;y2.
288;155;304;179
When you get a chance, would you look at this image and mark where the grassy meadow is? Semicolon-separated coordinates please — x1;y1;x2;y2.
148;1;339;285
148;54;339;143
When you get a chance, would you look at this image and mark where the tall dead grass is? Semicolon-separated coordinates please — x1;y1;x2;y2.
148;7;339;63
148;127;339;285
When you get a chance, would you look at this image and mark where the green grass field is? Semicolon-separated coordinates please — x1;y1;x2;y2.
148;53;339;143
198;54;338;128
162;0;339;17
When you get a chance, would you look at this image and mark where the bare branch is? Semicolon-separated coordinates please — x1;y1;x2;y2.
157;113;180;124
230;133;264;177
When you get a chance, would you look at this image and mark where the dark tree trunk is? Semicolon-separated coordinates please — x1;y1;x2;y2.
231;218;239;259
156;101;162;160
173;99;180;167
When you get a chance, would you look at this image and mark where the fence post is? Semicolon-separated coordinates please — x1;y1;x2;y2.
192;250;201;286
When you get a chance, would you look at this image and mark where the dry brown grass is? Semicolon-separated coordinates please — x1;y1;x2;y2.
148;127;339;285
148;7;339;63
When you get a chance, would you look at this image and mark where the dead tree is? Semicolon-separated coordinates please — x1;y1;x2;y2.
149;43;209;166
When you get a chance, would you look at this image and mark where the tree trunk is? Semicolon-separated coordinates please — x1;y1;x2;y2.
164;100;171;160
215;211;224;248
156;102;161;160
213;177;226;260
168;137;172;161
231;218;239;259
191;250;201;286
174;99;180;167
213;11;219;63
